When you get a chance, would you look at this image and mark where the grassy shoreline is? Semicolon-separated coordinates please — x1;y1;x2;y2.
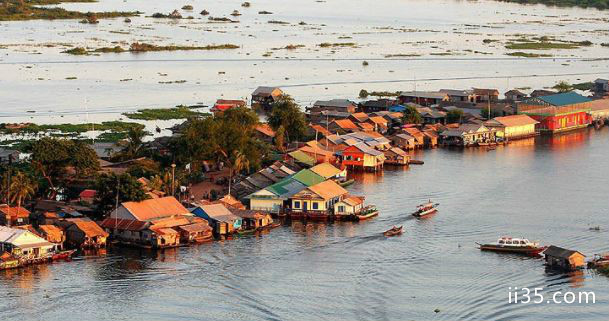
62;43;240;55
0;0;139;21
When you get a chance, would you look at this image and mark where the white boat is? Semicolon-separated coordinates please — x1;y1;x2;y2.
412;201;439;217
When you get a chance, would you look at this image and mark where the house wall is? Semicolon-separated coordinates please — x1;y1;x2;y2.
334;202;362;214
291;198;328;212
249;198;283;213
528;112;591;133
504;124;536;138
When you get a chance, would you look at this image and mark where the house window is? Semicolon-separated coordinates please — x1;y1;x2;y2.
294;201;301;209
338;205;345;213
312;202;319;210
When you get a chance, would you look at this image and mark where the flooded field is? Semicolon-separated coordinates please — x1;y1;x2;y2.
1;128;608;321
1;0;609;123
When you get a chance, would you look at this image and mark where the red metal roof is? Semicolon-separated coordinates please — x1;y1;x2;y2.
79;189;97;198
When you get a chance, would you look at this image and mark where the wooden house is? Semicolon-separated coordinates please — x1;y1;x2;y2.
0;205;30;227
309;99;357;114
504;90;527;102
359;99;397;113
0;226;56;261
176;222;213;243
334;196;365;216
231;209;274;230
473;88;499;103
383;147;409;165
252;86;283;110
544;246;586;271
440;124;497;147
255;124;276;144
110;196;191;222
390;133;416;150
65;219;108;249
192;204;242;236
297;145;336;164
440;89;476;103
211;99;246;114
422;130;439;148
484;114;538;140
328;119;359;134
79;189;97;205
398;91;449;107
310;162;346;180
340;143;385;171
402;127;425;148
37;225;66;250
288;180;348;220
589;99;609;121
308;124;332;139
366;116;389;133
356;122;375;132
349;112;369;123
517;92;592;133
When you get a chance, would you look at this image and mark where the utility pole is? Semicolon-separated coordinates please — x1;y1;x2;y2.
171;163;176;197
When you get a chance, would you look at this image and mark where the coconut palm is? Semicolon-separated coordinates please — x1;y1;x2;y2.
228;150;250;196
9;171;37;213
120;126;148;160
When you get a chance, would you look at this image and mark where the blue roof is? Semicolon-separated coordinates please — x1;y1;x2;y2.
536;92;591;107
389;105;406;112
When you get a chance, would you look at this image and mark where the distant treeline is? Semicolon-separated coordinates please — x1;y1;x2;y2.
499;0;609;10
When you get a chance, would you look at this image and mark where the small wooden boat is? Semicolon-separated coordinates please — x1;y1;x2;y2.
383;226;403;237
409;160;424;165
356;205;379;221
588;253;609;268
477;237;546;255
412;201;439;217
51;250;76;261
237;228;257;235
339;179;355;187
265;223;282;229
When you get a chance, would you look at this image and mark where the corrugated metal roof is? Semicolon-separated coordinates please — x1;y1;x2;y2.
266;178;307;198
288;150;315;166
310;163;342;179
70;220;109;238
122;196;189;221
535;92;592;107
291;169;325;187
307;180;348;201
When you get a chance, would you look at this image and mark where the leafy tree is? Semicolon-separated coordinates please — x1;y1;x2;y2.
275;125;286;152
9;171;37;210
118;126;149;160
29;137;99;199
446;109;464;124
553;80;573;93
267;95;307;142
359;89;369;98
228;150;250;196
95;173;149;215
127;158;160;178
401;105;422;124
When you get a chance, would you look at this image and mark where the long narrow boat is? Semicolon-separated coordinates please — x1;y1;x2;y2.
477;237;546;255
356;205;379;221
383;226;403;237
51;249;77;261
412;201;439;217
587;253;609;268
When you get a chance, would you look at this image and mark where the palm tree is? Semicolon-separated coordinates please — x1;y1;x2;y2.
9;171;37;215
228;150;249;196
121;126;148;160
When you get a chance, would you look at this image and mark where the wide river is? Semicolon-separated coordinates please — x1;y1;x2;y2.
1;127;608;320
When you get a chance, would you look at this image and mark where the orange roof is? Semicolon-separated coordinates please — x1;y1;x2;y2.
150;227;179;236
310;162;342;179
0;205;30;218
491;114;538;127
589;98;609;111
363;131;385;138
357;122;375;131
343;196;364;206
350;112;369;122
121;196;189;221
307;180;348;201
309;124;332;137
403;127;423;137
71;220;109;238
332;119;359;130
298;145;335;157
214;195;246;209
367;116;388;124
255;123;276;138
37;225;64;243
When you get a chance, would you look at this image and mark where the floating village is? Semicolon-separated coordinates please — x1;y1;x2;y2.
1;78;609;275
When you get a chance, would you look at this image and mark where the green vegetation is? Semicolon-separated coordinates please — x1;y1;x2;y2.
359;89;400;98
401;106;422;124
123;106;208;120
0;0;139;21
182;5;193;10
129;42;239;52
267;95;308;143
505;38;593;50
62;43;239;55
0;121;144;134
506;52;552;58
96;173;149;213
62;47;88;55
318;42;357;48
272;44;305;50
497;0;609;10
552;80;595;92
384;53;421;58
446;109;464;124
601;43;609;47
268;20;289;24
